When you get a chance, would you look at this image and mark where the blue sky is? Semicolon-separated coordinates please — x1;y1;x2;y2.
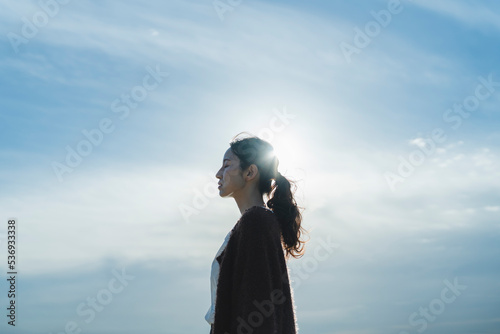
0;0;499;333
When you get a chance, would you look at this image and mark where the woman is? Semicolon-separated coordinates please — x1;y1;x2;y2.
206;134;307;334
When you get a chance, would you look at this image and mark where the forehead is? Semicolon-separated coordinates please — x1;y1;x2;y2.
223;148;237;161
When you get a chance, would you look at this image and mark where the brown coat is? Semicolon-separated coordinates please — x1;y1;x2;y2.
212;205;297;334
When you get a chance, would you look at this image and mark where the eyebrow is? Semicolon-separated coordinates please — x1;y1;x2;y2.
223;159;231;163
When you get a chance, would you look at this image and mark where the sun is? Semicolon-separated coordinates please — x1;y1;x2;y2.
266;132;307;179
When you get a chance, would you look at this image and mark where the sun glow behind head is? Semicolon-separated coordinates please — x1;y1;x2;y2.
267;132;307;182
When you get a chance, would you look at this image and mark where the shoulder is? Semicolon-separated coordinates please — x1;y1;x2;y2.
239;206;277;227
232;206;280;240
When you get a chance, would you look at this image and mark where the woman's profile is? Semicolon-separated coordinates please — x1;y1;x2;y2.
205;133;307;334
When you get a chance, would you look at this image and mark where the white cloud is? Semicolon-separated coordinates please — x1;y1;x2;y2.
1;1;500;332
409;137;427;148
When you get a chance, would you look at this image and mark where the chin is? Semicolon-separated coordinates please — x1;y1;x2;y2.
219;189;233;198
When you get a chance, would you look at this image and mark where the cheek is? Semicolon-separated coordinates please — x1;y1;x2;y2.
224;169;241;185
223;170;233;182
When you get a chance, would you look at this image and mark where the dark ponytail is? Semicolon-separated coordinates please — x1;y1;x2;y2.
267;172;305;259
229;133;307;259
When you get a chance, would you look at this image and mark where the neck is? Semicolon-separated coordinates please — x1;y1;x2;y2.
233;189;265;215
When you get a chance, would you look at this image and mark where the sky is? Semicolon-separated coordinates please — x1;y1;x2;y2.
0;0;499;333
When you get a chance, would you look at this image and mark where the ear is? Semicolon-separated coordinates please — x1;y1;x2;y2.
244;164;259;181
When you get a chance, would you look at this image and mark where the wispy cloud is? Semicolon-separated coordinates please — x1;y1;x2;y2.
1;0;499;333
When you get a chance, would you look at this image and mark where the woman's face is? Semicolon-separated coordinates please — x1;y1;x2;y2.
215;148;246;198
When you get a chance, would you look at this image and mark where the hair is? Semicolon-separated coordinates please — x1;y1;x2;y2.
229;133;307;259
